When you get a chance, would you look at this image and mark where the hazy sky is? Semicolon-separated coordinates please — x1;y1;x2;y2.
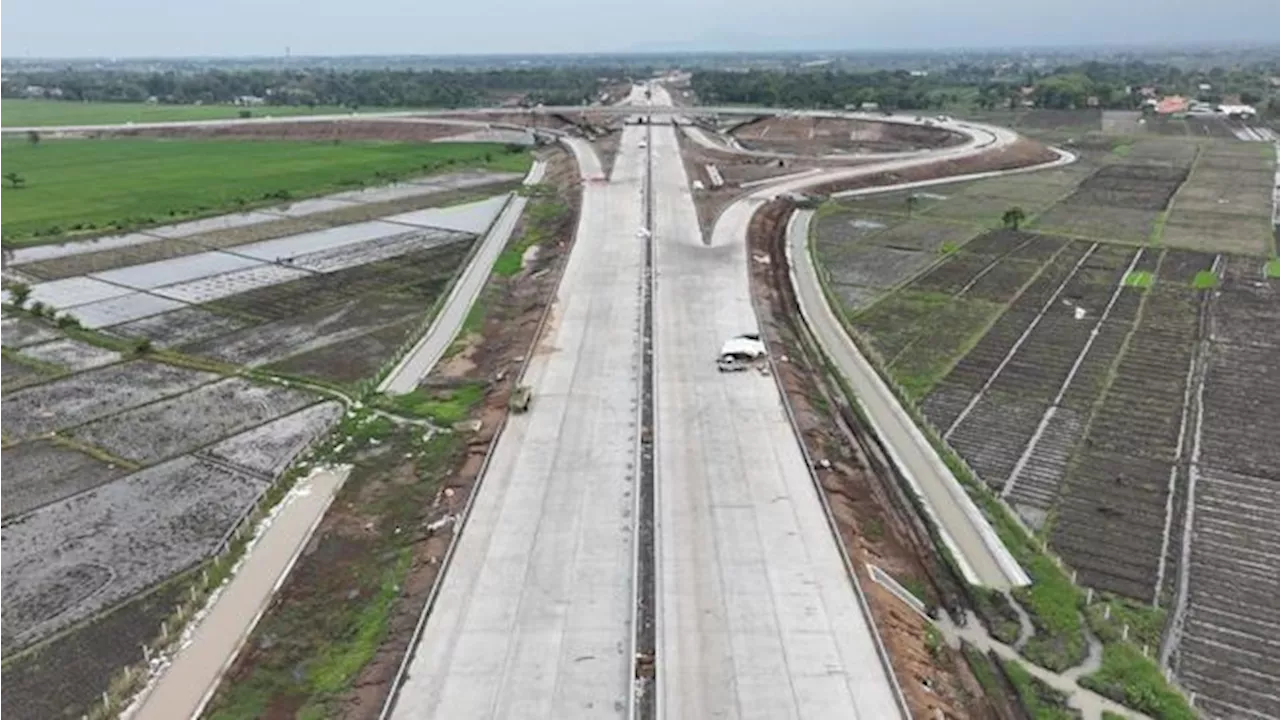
3;0;1278;58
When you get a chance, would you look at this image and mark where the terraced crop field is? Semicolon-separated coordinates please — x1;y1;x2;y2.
817;203;1280;717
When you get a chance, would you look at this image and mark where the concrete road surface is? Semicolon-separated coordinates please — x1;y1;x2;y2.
649;117;905;718
379;160;547;395
387;127;647;719
129;467;350;720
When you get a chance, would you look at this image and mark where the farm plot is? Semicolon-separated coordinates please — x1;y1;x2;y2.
1176;467;1280;720
1;439;132;518
1;360;218;439
1032;160;1190;242
266;316;419;384
920;242;1091;440
65;292;187;329
107;306;251;348
1;580;185;720
15;338;121;372
1050;251;1216;602
69;377;316;466
149;264;311;305
944;244;1137;494
203;401;344;477
204;241;471;322
26;276;132;311
0;456;266;651
186;293;423;368
1169;255;1280;720
1162;157;1275;255
16;238;209;282
1;316;61;348
1;357;56;392
813;208;978;310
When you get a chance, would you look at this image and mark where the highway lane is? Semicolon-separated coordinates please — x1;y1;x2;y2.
649;113;905;718
387;127;646;719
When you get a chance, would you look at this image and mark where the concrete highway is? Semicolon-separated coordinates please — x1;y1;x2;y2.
648;92;906;718
702;132;1041;592
386;126;647;719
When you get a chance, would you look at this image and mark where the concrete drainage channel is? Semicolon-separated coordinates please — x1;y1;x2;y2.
630;115;658;720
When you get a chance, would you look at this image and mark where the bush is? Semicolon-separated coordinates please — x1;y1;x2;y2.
8;282;32;308
1081;644;1196;720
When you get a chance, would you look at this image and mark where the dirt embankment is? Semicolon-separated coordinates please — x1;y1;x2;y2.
810;139;1059;196
748;199;1009;719
733;115;967;155
94;120;472;142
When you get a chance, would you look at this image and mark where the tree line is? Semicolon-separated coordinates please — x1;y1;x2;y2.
1;67;617;108
691;60;1278;112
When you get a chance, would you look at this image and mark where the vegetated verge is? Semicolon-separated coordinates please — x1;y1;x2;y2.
0;138;530;245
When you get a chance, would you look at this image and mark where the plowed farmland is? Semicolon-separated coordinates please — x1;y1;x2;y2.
815;151;1280;718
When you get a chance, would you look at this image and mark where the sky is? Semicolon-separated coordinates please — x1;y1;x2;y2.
2;0;1279;58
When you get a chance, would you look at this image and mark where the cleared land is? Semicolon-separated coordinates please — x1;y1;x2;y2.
1;99;359;127
1;138;528;243
732;115;964;155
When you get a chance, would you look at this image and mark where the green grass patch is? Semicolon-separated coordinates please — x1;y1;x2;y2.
1087;594;1166;651
1111;143;1134;157
962;644;1003;696
2;138;530;244
1001;658;1080;720
302;548;412;698
1264;258;1280;279
871;293;1003;400
1122;270;1154;288
3;99;363;127
1191;270;1219;289
377;382;486;425
1080;643;1196;720
493;198;568;277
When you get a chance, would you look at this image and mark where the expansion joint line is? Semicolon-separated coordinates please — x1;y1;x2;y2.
944;243;1099;439
630;114;658;720
1002;248;1146;499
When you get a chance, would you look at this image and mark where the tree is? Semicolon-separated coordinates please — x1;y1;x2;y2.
905;194;921;217
4;172;25;189
27;130;40;146
1002;206;1028;231
8;282;31;308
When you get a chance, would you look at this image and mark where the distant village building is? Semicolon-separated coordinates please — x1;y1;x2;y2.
1216;104;1258;119
909;70;929;77
1155;95;1190;114
1086;96;1100;108
1198;82;1213;92
234;95;265;106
